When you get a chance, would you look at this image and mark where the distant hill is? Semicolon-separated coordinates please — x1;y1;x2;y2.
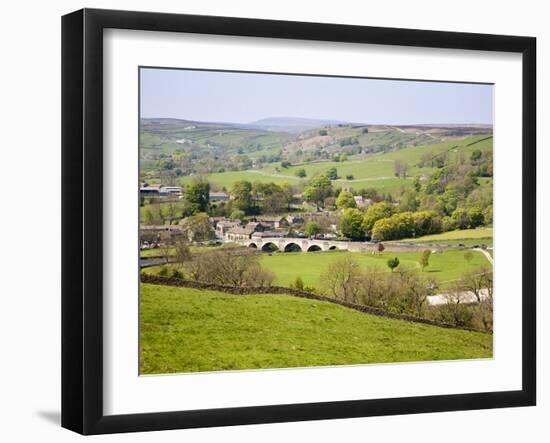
247;117;346;133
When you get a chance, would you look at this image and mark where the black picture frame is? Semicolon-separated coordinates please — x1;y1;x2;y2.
62;8;536;435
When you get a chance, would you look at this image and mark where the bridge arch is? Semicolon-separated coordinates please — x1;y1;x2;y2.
284;242;302;252
307;244;322;252
328;245;337;250
261;242;279;252
248;243;257;249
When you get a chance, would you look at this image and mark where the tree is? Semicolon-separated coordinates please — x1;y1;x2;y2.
184;249;274;287
394;160;410;179
303;175;333;208
387;257;400;272
412;176;422;192
335;191;357;210
318;129;328;136
184;179;210;214
340;208;365;240
437;283;475;328
483;205;493;225
254;182;286;214
295;168;307;178
325;167;339;180
143;208;155;225
461;268;493;331
157;232;174;264
363;202;395;233
292;276;304;290
398;189;419;212
321;256;362;302
468;207;485;228
230;209;245;221
281;160;291;168
231;180;254;214
280;182;294;211
180;213;215;242
346;174;354;180
420;249;431;271
451;207;470;229
304;222;321;237
173;238;192;266
377;242;385;253
470;149;482;162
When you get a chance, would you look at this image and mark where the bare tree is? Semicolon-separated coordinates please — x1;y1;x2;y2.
321;256;363;302
461;268;493;331
438;283;475;328
157;232;174;264
173;238;192;267
183;248;274;288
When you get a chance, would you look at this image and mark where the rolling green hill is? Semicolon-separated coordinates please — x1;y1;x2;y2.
141;118;492;195
140;283;493;374
178;134;492;192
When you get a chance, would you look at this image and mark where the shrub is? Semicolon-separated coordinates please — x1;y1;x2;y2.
292;276;304;290
387;257;400;272
170;268;183;279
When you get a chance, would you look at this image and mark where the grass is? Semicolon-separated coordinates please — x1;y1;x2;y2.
140;200;186;223
140;244;225;258
399;228;493;244
176;135;492;192
258;249;490;290
179;170;302;189
143;249;491;290
140;283;493;374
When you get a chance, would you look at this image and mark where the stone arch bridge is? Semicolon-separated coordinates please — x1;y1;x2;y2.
234;237;355;252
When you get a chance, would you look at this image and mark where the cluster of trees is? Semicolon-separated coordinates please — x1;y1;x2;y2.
436;269;493;331
334;141;493;241
337;198;490;241
179;213;215;242
371;210;443;241
159;246;275;288
320;257;438;317
319;257;493;331
231;180;294;215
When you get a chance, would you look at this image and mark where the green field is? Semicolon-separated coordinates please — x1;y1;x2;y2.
177;135;492;192
179;170;302;189
143;249;491;290
140;283;493;374
140;200;186;222
398;228;493;246
258;249;490;290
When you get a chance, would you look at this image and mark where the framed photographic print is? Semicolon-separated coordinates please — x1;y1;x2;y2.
62;8;536;435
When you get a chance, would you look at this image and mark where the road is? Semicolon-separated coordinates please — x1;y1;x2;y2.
474;247;494;265
427;288;491;306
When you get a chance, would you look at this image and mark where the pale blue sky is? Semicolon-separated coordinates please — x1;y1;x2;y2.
140;68;493;125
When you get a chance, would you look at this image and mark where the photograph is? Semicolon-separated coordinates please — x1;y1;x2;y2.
138;68;495;375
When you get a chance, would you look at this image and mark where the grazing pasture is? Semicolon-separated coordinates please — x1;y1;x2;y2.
142;249;490;290
140;284;493;374
176;134;492;193
258;249;490;290
397;228;493;247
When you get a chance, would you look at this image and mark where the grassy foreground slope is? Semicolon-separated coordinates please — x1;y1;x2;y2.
140;284;493;374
